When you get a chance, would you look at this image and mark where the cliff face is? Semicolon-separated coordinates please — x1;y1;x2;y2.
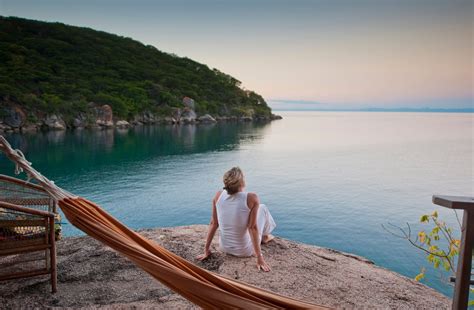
0;225;450;309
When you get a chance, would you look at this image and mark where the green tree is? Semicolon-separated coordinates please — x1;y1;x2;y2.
384;212;473;306
0;16;274;120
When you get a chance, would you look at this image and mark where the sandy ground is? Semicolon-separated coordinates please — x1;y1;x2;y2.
0;225;450;309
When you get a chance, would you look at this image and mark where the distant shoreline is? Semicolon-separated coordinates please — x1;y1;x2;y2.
272;109;473;113
0;112;282;134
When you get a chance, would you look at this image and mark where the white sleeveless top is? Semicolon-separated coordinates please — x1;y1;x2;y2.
215;190;253;257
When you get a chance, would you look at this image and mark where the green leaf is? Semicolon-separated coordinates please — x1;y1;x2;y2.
442;261;451;271
415;272;425;282
420;215;429;223
418;231;426;243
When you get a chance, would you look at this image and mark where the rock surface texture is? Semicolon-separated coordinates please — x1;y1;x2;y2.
0;225;450;309
180;108;197;124
44;114;67;130
3;106;26;128
197;114;217;123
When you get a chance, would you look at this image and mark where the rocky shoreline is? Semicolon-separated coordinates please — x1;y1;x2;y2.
0;98;282;134
0;225;450;309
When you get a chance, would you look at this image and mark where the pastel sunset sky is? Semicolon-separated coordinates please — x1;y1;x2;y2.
1;0;472;110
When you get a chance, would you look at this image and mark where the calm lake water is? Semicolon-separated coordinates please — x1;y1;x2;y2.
0;111;472;297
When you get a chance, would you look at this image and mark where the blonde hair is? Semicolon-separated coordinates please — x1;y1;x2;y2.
223;167;244;195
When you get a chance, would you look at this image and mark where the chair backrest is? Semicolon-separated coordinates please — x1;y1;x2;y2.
0;175;55;214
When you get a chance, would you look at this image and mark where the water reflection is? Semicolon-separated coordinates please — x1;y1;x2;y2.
0;122;270;179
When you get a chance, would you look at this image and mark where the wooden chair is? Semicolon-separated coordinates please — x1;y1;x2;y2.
0;175;57;293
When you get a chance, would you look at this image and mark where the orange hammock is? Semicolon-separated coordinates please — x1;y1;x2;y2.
0;136;329;309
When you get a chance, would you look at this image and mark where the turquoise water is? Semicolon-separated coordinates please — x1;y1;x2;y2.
1;111;472;297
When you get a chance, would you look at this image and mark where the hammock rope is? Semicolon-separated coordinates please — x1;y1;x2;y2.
0;135;329;309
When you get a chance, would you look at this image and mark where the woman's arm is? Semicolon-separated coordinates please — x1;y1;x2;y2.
197;191;220;261
247;193;271;272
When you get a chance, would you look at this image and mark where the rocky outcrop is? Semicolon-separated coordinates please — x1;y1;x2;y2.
197;114;216;123
271;114;283;120
115;120;130;128
73;114;87;128
21;124;38;132
0;225;450;309
133;111;157;125
0;96;282;133
182;97;195;110
171;108;182;122
3;106;26;128
95;105;114;128
180;108;197;124
43;114;66;130
215;116;228;121
162;116;176;124
240;116;253;122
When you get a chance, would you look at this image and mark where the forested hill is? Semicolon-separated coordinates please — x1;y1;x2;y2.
0;16;274;129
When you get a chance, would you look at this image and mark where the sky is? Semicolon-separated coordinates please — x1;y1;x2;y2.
1;0;473;110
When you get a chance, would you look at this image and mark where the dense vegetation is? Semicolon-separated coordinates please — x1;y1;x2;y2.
0;16;272;119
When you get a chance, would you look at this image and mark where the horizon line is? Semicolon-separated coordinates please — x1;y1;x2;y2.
271;107;474;113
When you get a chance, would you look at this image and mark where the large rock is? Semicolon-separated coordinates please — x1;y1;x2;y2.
171;108;181;122
44;114;66;130
144;111;157;124
215;116;229;121
96;119;114;128
3;106;26;128
98;105;113;122
271;114;283;120
115;120;130;128
0;225;450;309
197;114;217;123
73;114;87;128
240;116;253;122
163;116;177;124
134;111;156;124
95;105;114;128
21;124;38;132
180;108;197;124
182;97;195;110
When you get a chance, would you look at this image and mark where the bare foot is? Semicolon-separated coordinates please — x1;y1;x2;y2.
262;234;275;244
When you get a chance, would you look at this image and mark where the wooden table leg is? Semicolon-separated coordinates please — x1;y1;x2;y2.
453;210;474;310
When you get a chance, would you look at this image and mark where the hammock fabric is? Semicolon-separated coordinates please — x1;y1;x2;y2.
0;136;329;309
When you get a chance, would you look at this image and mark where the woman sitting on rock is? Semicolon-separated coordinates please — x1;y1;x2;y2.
197;167;276;272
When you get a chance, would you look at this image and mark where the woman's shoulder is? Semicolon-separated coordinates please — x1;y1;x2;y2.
246;192;259;198
213;190;224;203
246;192;259;207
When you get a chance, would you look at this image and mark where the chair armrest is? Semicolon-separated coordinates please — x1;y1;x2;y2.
0;201;55;218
